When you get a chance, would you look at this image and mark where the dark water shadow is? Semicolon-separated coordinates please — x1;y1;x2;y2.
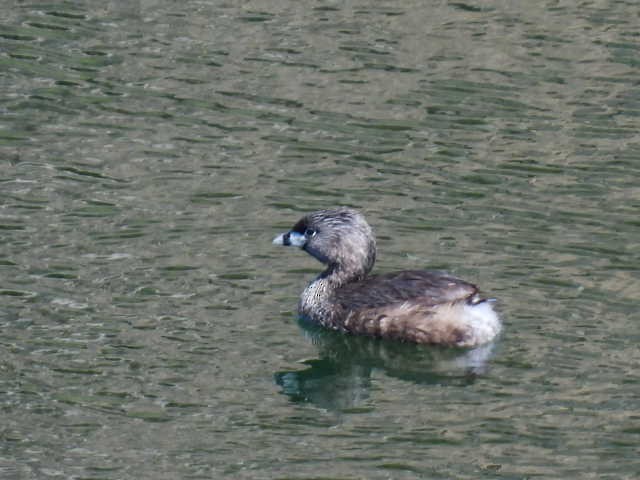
275;319;499;410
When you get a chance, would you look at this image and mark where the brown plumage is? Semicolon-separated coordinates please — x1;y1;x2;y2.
273;208;501;347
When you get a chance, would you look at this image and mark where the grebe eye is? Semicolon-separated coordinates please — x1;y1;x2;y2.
305;228;316;237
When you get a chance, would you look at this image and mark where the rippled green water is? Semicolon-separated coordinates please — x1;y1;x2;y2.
1;1;639;479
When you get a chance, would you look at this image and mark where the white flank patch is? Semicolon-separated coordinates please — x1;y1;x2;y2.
462;301;502;345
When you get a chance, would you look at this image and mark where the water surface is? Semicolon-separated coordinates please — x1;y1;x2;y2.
1;1;639;479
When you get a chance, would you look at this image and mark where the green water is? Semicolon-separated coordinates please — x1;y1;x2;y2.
1;1;639;478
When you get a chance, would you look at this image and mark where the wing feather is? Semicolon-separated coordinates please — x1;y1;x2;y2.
333;270;477;310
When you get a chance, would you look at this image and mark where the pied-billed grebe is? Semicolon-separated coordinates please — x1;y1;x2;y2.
273;208;501;347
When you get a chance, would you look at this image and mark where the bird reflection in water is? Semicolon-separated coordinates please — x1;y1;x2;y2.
274;318;499;411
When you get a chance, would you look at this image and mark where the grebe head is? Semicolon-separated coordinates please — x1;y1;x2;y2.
273;208;376;281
